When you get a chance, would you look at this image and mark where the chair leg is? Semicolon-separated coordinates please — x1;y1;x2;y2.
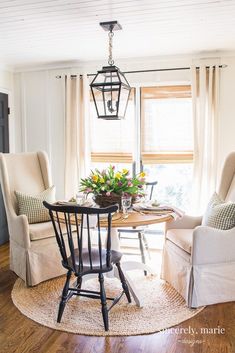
76;275;82;289
98;273;109;331
138;232;147;276
57;270;72;323
143;233;151;260
116;262;132;303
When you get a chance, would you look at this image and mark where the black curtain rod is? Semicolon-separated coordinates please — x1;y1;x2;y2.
87;65;227;77
56;65;227;79
86;67;189;77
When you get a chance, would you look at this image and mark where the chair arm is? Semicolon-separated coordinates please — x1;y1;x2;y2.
165;215;202;231
8;213;30;249
192;226;235;265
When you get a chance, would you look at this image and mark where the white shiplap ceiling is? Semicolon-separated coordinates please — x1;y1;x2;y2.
0;0;235;69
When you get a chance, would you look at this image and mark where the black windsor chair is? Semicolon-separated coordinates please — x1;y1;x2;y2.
43;201;131;331
118;181;158;275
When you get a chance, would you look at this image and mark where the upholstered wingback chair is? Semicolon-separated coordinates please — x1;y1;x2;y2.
161;152;235;308
0;151;66;286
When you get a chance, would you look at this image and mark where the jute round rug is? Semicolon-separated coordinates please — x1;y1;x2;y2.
11;274;204;336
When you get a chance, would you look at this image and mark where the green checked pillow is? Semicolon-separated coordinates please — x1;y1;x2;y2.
15;186;56;224
202;192;235;230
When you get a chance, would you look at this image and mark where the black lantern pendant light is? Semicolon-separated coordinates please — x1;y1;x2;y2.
90;21;131;120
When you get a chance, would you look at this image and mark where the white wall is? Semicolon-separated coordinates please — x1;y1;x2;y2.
14;70;66;199
13;54;235;198
0;68;14;152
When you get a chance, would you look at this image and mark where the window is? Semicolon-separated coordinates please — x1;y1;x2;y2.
141;85;193;210
89;84;193;211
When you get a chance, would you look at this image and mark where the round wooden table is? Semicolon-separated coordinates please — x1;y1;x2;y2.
100;211;172;228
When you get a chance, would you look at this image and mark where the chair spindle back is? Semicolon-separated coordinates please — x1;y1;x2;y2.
43;201;118;275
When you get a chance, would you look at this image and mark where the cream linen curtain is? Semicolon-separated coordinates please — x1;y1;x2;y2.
64;74;90;199
191;65;220;213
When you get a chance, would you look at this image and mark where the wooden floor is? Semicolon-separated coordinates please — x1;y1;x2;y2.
0;243;234;353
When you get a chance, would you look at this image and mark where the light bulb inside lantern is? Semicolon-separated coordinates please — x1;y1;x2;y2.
107;99;118;113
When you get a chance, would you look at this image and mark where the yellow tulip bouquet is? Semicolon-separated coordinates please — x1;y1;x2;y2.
80;165;146;207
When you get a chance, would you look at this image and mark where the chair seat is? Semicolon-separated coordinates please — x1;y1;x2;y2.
66;248;122;272
166;229;193;254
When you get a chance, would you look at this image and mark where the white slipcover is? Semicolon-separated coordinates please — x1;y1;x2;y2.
161;152;235;307
0;151;66;286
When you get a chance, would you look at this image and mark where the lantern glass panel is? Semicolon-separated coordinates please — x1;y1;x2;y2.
103;69;120;86
91;87;105;117
118;85;131;118
103;85;120;117
92;68;120;88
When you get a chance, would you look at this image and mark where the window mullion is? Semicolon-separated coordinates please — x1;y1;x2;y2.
133;86;141;175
